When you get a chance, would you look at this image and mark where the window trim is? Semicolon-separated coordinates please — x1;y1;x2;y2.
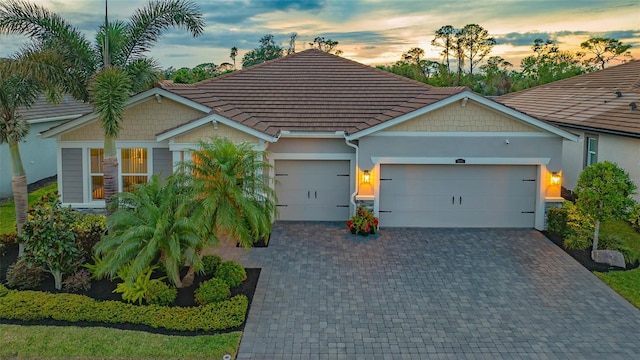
584;133;598;168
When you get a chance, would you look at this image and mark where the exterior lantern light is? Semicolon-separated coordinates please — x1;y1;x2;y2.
362;170;371;184
550;171;561;185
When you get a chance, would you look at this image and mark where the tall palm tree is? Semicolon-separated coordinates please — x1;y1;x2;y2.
182;138;277;249
0;0;204;210
93;174;203;288
0;49;78;255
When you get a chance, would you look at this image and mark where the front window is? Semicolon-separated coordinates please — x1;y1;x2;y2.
585;135;598;167
121;148;148;192
90;149;104;200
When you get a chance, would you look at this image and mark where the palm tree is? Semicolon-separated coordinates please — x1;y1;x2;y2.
0;0;204;210
93;174;204;288
0;49;78;255
182;138;277;249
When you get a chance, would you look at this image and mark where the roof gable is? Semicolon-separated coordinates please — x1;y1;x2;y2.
160;49;466;136
496;61;640;137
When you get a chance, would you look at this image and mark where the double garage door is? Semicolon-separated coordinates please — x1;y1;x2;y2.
379;164;537;228
275;160;351;221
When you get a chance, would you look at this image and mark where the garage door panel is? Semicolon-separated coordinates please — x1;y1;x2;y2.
275;160;350;221
379;164;536;228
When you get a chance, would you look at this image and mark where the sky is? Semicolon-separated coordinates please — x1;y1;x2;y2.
1;0;639;70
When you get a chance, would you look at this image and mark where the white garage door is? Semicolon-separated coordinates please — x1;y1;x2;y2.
379;164;537;228
275;160;351;221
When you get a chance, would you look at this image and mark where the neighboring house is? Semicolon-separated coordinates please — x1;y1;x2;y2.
41;49;577;230
496;60;640;201
0;95;92;198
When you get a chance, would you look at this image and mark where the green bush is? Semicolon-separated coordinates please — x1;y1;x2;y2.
563;202;595;250
6;258;44;290
201;254;222;276
145;281;177;306
114;266;160;305
62;269;92;293
0;284;8;298
195;278;230;305
628;204;640;233
546;206;569;236
216;261;246;288
0;290;248;331
72;213;106;261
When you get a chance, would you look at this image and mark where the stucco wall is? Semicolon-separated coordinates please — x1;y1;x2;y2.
61;98;204;141
386;101;538;132
174;122;258;144
560;130;585;192
0;120;65;198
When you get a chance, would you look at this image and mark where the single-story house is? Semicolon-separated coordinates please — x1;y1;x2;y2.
496;60;640;201
0;95;92;198
41;49;578;229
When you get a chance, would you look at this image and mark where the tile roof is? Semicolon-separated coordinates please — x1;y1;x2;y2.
496;60;640;137
160;49;466;136
17;94;93;122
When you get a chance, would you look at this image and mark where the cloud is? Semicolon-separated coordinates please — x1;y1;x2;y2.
201;0;327;25
496;32;553;47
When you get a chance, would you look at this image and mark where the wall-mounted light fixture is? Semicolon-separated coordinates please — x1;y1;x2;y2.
211;119;219;130
155;93;162;104
461;97;468;107
550;171;561;185
362;170;371;184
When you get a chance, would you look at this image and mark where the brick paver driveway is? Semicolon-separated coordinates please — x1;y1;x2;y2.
220;222;640;359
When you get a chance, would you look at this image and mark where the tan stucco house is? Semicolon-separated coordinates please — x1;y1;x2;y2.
41;49;577;230
497;60;640;201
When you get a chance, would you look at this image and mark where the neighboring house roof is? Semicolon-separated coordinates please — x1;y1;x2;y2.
496;60;640;137
159;49;466;136
17;94;93;124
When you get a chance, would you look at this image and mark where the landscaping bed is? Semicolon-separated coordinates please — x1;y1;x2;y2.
0;242;260;336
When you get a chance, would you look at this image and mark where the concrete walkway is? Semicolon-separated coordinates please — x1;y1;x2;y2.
217;222;640;359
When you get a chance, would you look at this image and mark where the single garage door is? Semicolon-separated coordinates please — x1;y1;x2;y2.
379;164;537;228
275;160;351;221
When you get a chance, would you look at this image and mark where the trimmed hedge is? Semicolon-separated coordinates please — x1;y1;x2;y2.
0;290;247;332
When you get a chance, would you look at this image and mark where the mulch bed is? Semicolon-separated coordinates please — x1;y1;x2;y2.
0;243;260;336
541;231;639;272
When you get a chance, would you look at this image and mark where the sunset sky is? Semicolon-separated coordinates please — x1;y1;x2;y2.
1;0;639;70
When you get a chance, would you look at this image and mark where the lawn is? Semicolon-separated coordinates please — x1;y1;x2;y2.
0;324;241;359
596;220;640;309
0;183;57;234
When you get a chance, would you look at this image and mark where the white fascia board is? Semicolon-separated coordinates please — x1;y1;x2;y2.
156;113;276;143
277;131;345;138
30;113;84;125
347;90;579;142
40;88;211;138
370;131;555;137
371;156;551;165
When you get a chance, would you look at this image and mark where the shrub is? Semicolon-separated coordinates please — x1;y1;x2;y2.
546;206;569;236
145;281;178;306
62;269;92;293
0;290;248;331
216;261;247;288
72;213;106;261
195;278;230;305
0;284;8;298
6;258;44;290
0;233;18;256
628;204;640;233
563;202;595;250
347;206;379;236
201;254;222;276
114;266;161;305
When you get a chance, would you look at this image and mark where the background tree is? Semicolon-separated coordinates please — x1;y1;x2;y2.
169;62;233;83
477;56;513;95
242;34;283;68
574;161;637;258
431;25;456;73
309;36;342;55
515;38;588;89
230;46;238;69
0;0;204;211
287;32;297;55
457;24;496;75
580;37;632;69
0;49;77;255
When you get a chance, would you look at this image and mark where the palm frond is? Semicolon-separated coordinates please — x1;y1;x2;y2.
90;67;132;138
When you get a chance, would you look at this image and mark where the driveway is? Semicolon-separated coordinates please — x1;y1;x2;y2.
218;222;640;359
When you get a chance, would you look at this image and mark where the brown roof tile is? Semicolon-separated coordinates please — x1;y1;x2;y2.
160;49;466;136
496;60;640;136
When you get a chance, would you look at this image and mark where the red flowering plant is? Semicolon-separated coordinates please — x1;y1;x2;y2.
347;207;379;236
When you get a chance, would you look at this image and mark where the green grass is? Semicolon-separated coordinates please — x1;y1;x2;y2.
0;183;57;234
0;324;241;359
601;220;640;260
595;268;640;309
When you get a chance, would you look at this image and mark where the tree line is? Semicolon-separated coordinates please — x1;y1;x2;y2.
378;24;632;96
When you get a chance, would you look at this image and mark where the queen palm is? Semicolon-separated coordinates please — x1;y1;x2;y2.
0;0;204;210
183;137;277;248
0;49;78;254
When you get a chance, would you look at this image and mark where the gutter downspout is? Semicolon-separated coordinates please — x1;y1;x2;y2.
344;133;358;215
